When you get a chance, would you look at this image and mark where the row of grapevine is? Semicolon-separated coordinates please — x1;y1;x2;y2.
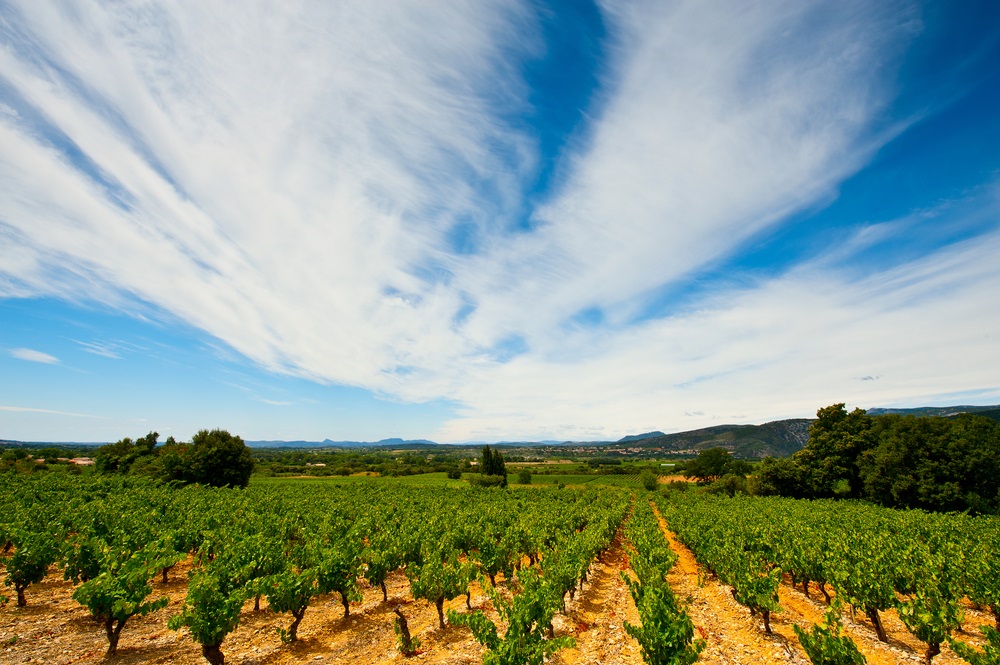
655;495;780;634
656;493;1000;664
450;490;629;664
620;499;704;665
0;474;630;663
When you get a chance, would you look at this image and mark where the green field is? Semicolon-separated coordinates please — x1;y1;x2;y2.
518;473;597;486
256;471;648;489
587;474;647;487
254;472;469;488
516;473;646;488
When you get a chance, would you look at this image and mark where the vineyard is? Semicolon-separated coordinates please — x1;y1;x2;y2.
2;474;999;664
656;493;1000;664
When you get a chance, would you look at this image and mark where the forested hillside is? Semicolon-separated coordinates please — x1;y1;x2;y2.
614;419;813;459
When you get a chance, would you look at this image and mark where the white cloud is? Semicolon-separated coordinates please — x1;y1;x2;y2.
455;0;919;347
9;348;60;364
0;0;535;388
432;224;1000;441
4;0;993;442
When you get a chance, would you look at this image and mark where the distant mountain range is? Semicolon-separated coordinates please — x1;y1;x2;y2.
6;404;998;457
609;404;1000;458
610;419;814;459
866;404;1000;419
245;437;438;449
617;431;666;443
241;419;814;458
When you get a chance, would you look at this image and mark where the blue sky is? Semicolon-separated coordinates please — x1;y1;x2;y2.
1;0;999;443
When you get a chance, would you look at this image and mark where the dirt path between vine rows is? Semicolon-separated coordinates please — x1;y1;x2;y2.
550;534;642;665
653;509;810;665
653;502;993;665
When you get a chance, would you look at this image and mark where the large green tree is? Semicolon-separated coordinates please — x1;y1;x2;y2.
479;445;508;487
795;404;875;498
95;431;159;474
683;447;747;483
859;414;1000;513
753;456;808;498
187;429;255;488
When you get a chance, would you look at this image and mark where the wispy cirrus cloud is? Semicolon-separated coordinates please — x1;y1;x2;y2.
9;348;60;364
432;217;1000;441
256;398;294;407
3;0;996;441
0;0;536;387
455;0;920;349
73;340;122;359
0;405;107;419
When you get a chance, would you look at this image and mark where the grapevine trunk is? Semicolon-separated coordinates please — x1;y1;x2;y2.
394;607;417;656
866;607;888;643
104;617;127;656
287;607;305;642
201;643;225;665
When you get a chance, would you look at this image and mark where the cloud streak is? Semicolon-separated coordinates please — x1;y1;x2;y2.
73;340;123;359
0;405;107;419
256;398;294;407
9;348;60;364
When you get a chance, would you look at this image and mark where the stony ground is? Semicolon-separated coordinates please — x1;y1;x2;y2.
1;514;994;665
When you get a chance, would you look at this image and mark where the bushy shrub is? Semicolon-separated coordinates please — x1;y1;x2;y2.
469;475;507;488
706;474;747;497
640;469;659;491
